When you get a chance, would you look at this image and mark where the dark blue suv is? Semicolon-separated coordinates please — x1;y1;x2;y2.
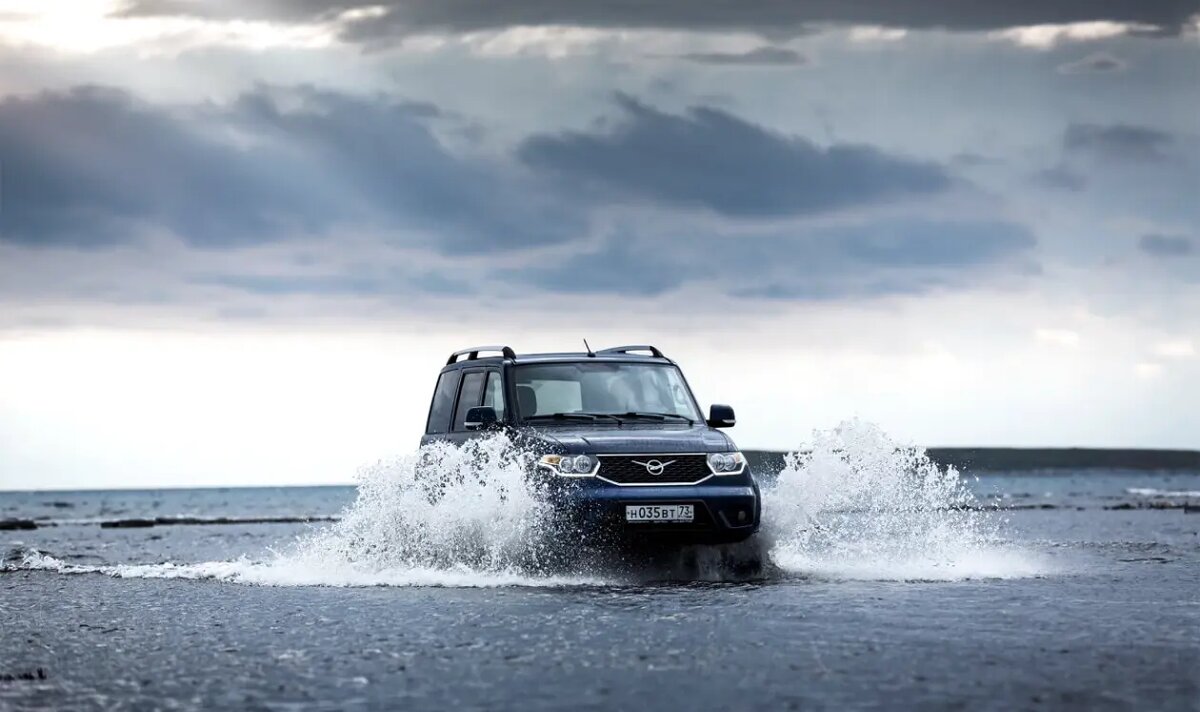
421;345;761;544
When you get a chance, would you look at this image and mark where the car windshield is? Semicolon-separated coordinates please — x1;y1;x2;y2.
514;362;701;422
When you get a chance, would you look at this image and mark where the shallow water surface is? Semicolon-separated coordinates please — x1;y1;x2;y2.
3;426;1198;710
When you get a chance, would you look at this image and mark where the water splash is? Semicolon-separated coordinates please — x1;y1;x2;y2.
764;420;1040;580
206;435;591;586
4;436;595;587
291;436;553;575
6;421;1045;586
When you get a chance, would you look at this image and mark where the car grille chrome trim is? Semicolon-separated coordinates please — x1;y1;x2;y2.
595;453;715;486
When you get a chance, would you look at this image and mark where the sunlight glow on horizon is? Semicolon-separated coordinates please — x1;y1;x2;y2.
0;0;343;55
1;305;1195;490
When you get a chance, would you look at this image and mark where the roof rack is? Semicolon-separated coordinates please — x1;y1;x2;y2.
446;345;517;365
596;345;665;358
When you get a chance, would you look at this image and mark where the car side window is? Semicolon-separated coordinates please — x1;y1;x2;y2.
453;371;486;432
482;371;505;421
426;371;461;435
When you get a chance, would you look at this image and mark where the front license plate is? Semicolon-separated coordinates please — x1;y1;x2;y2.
625;504;694;523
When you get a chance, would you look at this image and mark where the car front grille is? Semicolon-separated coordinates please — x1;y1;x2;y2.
596;454;712;485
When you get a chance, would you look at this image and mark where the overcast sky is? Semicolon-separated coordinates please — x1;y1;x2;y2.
0;1;1197;490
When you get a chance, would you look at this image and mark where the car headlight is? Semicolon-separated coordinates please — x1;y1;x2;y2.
538;454;597;476
706;452;746;475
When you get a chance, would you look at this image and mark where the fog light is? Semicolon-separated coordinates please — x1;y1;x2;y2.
737;509;747;522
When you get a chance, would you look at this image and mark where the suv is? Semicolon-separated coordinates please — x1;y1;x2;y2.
421;345;760;544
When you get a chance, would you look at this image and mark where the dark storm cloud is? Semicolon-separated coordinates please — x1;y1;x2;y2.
729;221;1037;300
835;220;1035;267
678;47;806;66
506;240;687;297
119;0;1197;40
1034;166;1088;191
198;271;472;296
116;0;347;22
1;86;1036;306
1139;233;1194;257
0;87;955;258
517;96;950;218
507;219;1036;299
0;86;310;248
0;86;578;251
1056;53;1129;74
1064;123;1174;162
950;153;1001;168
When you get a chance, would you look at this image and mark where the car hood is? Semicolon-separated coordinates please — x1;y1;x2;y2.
524;424;733;454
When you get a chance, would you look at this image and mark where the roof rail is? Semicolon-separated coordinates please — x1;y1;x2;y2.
446;345;517;365
596;344;665;358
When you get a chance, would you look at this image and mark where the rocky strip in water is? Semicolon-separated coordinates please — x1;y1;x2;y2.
4;515;343;530
0;519;39;531
99;515;340;529
745;448;1200;476
5;503;1198;532
1104;502;1200;512
976;502;1200;512
0;668;47;682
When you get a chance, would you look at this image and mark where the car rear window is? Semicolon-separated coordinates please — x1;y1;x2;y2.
426;371;460;434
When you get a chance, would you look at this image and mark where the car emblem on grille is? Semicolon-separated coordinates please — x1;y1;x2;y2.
631;459;675;476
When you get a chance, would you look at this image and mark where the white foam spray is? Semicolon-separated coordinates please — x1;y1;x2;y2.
7;421;1046;586
763;420;1042;581
289;436;551;574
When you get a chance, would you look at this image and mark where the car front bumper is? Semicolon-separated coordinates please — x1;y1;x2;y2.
544;476;761;544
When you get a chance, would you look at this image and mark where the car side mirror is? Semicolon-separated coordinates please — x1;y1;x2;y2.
464;406;499;431
707;404;736;428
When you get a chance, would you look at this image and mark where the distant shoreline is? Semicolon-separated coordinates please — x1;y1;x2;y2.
2;447;1197;493
746;447;1200;474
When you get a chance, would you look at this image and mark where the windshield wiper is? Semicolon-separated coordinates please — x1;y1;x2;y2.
523;412;598;422
616;411;694;424
524;411;693;424
576;412;624;424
